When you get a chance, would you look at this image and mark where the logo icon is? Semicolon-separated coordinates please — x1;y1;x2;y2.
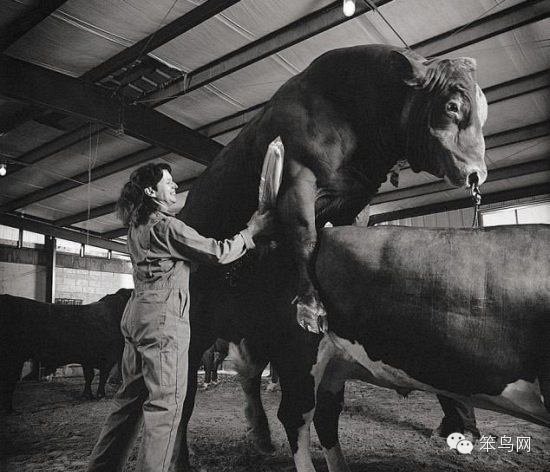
446;432;465;449
456;439;474;454
447;433;473;454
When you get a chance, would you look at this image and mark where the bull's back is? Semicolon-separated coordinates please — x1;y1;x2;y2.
316;225;550;394
181;44;403;238
318;225;549;304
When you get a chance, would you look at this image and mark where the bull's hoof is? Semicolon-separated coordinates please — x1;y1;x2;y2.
96;391;106;399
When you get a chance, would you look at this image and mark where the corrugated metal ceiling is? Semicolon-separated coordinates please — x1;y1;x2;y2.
0;0;548;249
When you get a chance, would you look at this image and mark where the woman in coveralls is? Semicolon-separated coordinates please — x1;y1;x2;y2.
88;162;274;472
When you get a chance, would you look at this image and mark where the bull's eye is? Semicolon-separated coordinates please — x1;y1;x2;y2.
446;101;460;116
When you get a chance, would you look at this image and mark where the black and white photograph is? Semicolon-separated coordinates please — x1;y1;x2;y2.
0;1;549;471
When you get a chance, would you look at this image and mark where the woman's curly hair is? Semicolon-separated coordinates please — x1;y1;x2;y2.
117;162;172;227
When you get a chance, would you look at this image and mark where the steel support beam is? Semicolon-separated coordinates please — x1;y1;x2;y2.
8;123;105;174
54;178;195;227
483;69;550;104
0;213;127;253
0;54;221;165
54;202;117;228
147;0;549;105
0;1;241;136
368;183;550;225
83;0;242;82
486;121;550;150
102;227;129;240
1;146;169;212
371;158;550;205
0;0;68;52
0;1;69;133
198;23;550;139
414;0;549;57
143;0;392;105
58;117;550;233
198;103;265;138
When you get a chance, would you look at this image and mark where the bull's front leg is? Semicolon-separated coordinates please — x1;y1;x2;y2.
278;161;328;334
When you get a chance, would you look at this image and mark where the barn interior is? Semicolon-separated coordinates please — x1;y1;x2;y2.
1;1;549;284
0;1;549;471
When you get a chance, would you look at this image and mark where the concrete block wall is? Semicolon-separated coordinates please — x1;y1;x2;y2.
0;246;133;302
56;267;133;304
0;261;48;300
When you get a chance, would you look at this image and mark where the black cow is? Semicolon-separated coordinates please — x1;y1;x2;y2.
174;44;488;471
201;338;229;387
0;289;132;412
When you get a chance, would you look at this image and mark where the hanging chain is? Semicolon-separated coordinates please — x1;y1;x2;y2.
470;183;482;228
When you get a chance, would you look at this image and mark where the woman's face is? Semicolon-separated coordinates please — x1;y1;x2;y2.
149;169;178;206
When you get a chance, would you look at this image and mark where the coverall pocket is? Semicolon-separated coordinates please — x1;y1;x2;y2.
160;327;179;390
134;288;171;305
129;289;170;343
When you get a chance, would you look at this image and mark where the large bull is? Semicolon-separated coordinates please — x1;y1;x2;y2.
175;44;488;471
308;224;550;471
0;289;132;412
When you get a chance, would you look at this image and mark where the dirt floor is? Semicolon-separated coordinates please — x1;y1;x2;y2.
1;374;549;472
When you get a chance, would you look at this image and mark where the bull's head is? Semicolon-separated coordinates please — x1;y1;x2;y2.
392;49;488;188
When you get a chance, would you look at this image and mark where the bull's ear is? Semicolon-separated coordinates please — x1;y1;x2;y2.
390;49;427;88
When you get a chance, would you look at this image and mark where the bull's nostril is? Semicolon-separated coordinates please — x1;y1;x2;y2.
468;172;479;187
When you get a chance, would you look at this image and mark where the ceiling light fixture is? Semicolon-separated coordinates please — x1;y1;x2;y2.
343;0;356;17
0;163;6;177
